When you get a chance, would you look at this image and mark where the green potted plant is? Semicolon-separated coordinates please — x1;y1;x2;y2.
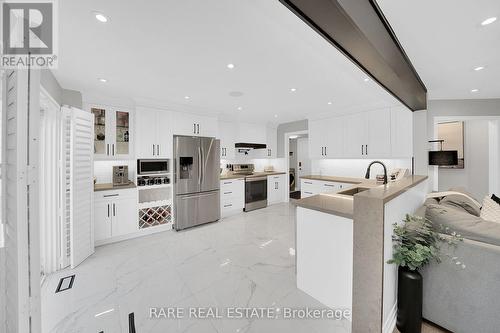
388;214;463;333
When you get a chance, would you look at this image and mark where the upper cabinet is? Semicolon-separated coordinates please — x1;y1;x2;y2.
173;112;218;137
219;120;237;160
390;106;413;158
238;122;267;144
265;126;277;158
310;107;412;160
135;106;172;159
309;117;344;159
90;104;133;160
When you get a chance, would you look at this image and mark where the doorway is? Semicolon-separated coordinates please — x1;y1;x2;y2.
288;134;309;200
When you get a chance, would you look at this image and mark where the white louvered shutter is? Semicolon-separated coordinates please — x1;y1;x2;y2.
62;106;94;268
2;69;41;332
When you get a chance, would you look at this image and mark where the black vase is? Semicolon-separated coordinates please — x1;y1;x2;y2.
396;266;422;333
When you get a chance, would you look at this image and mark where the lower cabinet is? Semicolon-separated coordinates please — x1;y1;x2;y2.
94;188;138;243
267;174;287;205
220;178;245;217
300;179;352;198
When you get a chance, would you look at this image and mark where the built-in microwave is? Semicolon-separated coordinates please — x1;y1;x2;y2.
137;159;169;175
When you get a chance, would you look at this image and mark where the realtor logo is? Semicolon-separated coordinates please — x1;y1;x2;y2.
1;0;58;68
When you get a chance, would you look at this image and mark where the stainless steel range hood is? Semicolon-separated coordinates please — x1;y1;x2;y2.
234;143;267;149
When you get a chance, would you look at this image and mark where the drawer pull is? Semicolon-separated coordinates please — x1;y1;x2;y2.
223;182;232;185
224;204;233;208
324;184;335;187
224;191;233;195
304;191;313;194
304;181;313;184
103;194;119;197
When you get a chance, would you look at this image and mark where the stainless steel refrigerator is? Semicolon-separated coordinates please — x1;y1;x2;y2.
174;136;220;230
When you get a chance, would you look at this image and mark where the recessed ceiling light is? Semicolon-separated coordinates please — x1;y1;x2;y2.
290;88;297;92
227;63;235;69
364;78;370;82
481;17;497;26
327;101;332;105
98;78;107;83
184;95;190;99
274;114;278;118
94;12;108;23
237;106;243;111
474;66;485;71
471;89;479;93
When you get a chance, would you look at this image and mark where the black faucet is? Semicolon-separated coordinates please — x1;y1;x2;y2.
365;161;388;184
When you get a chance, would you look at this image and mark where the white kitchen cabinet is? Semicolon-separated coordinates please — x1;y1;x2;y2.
219;121;237;160
265;126;277;158
267;174;286;205
365;108;391;158
90;104;133;160
94;189;138;244
136;106;172;158
220;178;245;217
343;109;391;158
309;119;328;159
309;117;344;159
173;112;218;137
238;122;267;144
390;106;413;158
300;179;352;198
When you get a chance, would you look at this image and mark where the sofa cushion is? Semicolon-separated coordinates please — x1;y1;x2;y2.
425;203;500;247
481;196;500;223
440;194;481;216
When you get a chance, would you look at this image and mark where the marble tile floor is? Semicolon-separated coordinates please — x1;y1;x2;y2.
41;203;352;333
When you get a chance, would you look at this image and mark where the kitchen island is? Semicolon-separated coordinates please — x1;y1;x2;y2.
294;175;428;333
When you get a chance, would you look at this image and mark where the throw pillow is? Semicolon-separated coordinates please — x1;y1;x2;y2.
491;194;500;205
480;196;500;224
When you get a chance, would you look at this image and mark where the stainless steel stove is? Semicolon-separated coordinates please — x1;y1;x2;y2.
228;164;267;212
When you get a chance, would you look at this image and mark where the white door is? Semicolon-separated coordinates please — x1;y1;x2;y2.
296;138;310;191
157;110;172;158
94;200;111;242
136;107;158;158
343;112;366;158
64;107;95;268
308;119;327;159
366;108;391;158
112;197;139;237
391;106;413;158
266;126;277;158
326;117;344;158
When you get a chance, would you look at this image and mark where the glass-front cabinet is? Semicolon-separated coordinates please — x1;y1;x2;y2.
90;105;133;160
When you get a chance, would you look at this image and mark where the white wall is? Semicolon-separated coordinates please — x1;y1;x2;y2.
221;157;286;173
310;159;412;179
438;120;490;199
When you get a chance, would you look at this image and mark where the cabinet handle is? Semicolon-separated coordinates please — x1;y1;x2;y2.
107;204;110;217
113;203;116;217
197;124;200;134
157;144;160;156
193;123;196;134
112;144;115;156
107;144;109;156
324;146;327;156
324;184;335;187
304;191;313;194
224;191;233;195
103;194;119;198
223;182;232;185
224;204;233;208
361;145;364;155
366;144;368;155
304;181;312;184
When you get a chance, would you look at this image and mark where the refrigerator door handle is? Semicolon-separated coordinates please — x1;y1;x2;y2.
198;146;202;185
200;143;204;185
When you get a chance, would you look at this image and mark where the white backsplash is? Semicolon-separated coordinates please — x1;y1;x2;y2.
311;159;412;179
94;160;136;184
221;158;286;173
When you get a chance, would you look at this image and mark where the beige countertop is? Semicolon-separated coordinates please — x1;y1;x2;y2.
220;171;286;180
293;175;428;217
94;182;137;192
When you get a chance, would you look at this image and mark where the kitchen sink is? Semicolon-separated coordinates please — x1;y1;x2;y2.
336;186;371;196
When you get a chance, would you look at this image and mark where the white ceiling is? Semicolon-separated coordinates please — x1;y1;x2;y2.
377;0;500;100
54;0;401;124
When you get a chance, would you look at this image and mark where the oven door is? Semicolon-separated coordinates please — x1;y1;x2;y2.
138;159;169;175
245;177;267;211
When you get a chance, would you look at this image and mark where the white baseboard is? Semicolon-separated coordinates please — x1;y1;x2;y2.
383;303;397;333
95;222;173;247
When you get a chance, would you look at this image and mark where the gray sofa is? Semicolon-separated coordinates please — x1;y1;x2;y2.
416;197;500;333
